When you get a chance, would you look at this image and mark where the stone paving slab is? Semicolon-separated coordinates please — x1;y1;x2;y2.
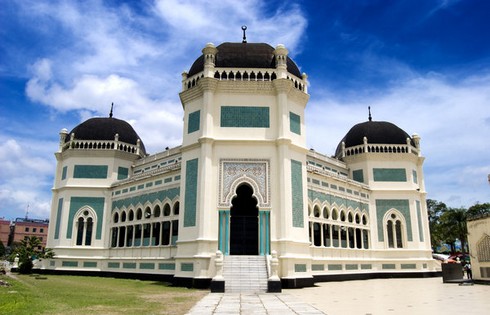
186;293;325;315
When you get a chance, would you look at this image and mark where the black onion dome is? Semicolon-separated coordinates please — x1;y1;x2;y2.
188;42;302;78
67;117;146;155
335;121;414;158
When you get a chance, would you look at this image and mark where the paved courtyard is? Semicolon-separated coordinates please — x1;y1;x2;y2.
187;277;490;314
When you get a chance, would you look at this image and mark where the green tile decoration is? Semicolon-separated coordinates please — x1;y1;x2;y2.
62;261;78;267
108;262;120;268
382;264;396;269
307;190;369;212
289;111;301;135
159;263;176;270
412;170;418;184
73;165;108;179
67;197;105;240
61;166;67;180
328;264;342;271
361;264;372;270
373;168;407;182
291;160;304;228
111;187;180;210
118;167;129;180
401;264;416;269
416;200;424;242
188;110;200;133
220;106;270;128
353;169;364;183
181;263;194;272
140;263;155;270
184;159;198;227
83;261;97;268
376;199;413;242
123;262;137;269
50;261;55;267
312;264;324;271
295;264;307;272
54;198;63;239
346;264;359;270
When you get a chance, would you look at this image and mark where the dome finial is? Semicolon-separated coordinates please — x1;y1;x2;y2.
241;25;247;43
109;102;114;118
368;106;372;121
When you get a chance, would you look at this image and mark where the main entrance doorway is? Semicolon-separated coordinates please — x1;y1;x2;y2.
229;184;259;255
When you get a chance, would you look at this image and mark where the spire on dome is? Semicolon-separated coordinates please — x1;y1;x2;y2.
368;106;372;122
109;103;114;118
241;25;247;43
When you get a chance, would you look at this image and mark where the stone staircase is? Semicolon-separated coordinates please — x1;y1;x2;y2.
223;255;268;293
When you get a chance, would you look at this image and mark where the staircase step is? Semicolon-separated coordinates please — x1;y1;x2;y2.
223;255;268;293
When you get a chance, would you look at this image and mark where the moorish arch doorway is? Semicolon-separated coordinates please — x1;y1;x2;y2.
229;183;259;255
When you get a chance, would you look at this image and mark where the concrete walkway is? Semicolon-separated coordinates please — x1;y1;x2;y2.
187;277;490;315
186;292;325;314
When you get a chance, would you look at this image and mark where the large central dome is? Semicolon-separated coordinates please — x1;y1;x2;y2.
187;42;302;78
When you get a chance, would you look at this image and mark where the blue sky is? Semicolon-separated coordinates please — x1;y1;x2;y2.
1;0;489;220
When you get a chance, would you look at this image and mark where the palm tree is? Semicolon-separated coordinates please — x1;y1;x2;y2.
440;208;468;253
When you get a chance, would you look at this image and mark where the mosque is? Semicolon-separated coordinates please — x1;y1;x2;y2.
45;31;438;290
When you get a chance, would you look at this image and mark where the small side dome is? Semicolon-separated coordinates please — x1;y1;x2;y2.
67;117;146;155
187;42;301;78
335;120;414;158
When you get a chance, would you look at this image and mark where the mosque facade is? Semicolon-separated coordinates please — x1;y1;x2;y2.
45;38;438;289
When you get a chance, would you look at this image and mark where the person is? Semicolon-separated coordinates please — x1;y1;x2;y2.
464;262;472;279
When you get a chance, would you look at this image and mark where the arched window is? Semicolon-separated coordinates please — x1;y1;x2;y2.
331;209;338;220
323;207;329;219
154;205;161;217
173;202;180;215
75;209;95;246
144;207;151;219
113;212;119;223
314;205;320;217
136;208;143;220
386;212;405;248
163;203;171;216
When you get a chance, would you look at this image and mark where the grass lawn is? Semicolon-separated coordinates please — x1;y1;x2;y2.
0;273;207;315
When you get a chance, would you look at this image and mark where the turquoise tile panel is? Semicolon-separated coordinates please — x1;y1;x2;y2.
416;200;424;242
375;199;412;242
62;261;78;267
401;264;416;269
412;170;418;184
54;198;63;239
373;168;407;182
361;264;372;270
67;197;105;240
184;159;198;227
328;264;342;271
289;111;301;135
382;264;396;270
83;261;97;268
220;106;270;128
346;264;358;270
117;167;129;180
61;166;67;180
123;262;137;269
108;262;120;268
159;263;176;270
181;263;194;272
312;264;324;271
111;187;180;211
307;190;369;211
353;169;364;183
73;165;108;179
140;263;155;270
188;110;200;133
294;264;307;272
291;160;304;228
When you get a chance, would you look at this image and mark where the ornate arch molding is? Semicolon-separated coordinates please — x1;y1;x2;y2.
219;159;270;208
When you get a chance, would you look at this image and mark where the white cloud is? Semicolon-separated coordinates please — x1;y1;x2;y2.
306;72;490;208
0;138;56;220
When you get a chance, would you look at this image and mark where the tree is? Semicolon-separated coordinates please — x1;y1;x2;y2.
439;208;468;253
0;240;5;258
426;199;448;251
467;202;490;218
11;236;55;274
